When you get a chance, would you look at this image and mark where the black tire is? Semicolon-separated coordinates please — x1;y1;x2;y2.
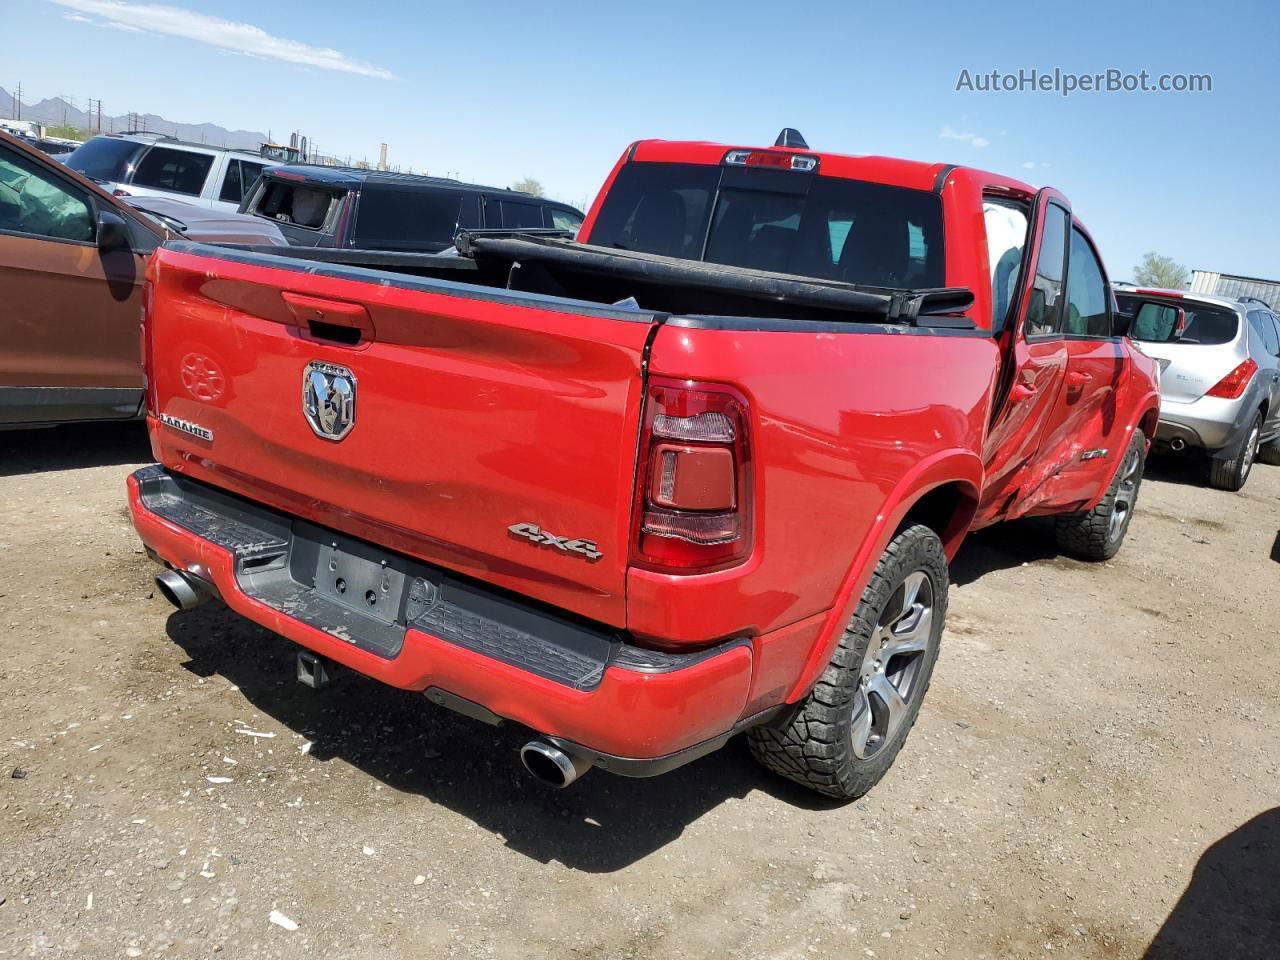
747;523;946;801
1053;430;1146;561
1208;413;1261;492
1253;436;1280;466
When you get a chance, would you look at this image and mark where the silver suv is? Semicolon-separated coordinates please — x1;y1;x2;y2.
63;134;279;213
1117;287;1280;490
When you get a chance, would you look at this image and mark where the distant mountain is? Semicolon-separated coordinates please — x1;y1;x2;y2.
0;87;267;149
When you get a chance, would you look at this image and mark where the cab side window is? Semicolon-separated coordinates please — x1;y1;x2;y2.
1064;227;1111;337
0;148;94;242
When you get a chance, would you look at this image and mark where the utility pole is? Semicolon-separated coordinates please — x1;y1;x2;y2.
14;81;20;120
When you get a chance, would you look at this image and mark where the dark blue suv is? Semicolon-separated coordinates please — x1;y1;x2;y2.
239;165;584;252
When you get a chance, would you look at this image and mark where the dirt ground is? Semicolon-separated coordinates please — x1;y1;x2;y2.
1;422;1277;960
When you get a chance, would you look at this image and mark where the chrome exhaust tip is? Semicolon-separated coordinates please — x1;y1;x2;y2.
1170;438;1186;452
520;740;592;788
155;569;212;612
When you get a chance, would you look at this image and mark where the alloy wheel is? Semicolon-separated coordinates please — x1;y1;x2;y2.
1241;423;1260;482
851;571;934;759
1108;446;1143;543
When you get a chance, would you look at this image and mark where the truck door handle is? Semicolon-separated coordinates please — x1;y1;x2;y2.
1065;371;1092;387
281;291;375;345
1010;381;1037;401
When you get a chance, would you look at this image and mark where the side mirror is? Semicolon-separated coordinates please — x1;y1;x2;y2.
96;209;131;254
1130;302;1185;342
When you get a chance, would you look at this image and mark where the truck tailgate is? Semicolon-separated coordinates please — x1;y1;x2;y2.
145;243;658;627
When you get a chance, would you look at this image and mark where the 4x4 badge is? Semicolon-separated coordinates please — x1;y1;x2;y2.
508;522;602;561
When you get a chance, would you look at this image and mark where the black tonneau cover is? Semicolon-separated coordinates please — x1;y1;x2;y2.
456;233;975;327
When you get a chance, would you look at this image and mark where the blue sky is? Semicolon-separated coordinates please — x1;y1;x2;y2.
8;0;1279;280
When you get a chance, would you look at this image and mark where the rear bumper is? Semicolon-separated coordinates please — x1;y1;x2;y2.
127;466;761;771
1156;395;1241;453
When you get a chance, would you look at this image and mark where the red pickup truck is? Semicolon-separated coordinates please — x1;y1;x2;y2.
127;131;1160;800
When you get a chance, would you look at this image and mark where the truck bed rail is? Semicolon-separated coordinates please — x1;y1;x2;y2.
456;233;976;326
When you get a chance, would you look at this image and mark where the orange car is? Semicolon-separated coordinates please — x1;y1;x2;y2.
0;130;285;428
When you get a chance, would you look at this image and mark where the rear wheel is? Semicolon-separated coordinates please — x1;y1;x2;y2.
747;523;946;801
1209;413;1261;491
1053;430;1145;561
1255;435;1280;466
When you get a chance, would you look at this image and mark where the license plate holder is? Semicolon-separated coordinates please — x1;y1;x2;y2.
312;543;408;625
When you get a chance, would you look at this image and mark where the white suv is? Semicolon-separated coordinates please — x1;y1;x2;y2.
63;134;280;213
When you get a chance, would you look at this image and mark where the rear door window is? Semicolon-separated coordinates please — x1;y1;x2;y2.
354;187;462;248
500;200;546;229
130;147;214;196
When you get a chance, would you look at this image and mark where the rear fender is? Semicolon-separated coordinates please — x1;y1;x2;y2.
783;449;982;703
1209;381;1268;460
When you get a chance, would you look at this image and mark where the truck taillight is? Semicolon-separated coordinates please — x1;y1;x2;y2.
140;277;157;414
1206;357;1257;399
633;378;753;572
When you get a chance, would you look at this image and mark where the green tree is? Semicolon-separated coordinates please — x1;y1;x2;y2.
511;177;545;197
1133;252;1188;290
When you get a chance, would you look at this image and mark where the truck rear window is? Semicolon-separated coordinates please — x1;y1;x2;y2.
354;187;463;249
587;162;944;289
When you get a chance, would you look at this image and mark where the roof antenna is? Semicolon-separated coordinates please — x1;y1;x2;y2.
775;128;809;149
